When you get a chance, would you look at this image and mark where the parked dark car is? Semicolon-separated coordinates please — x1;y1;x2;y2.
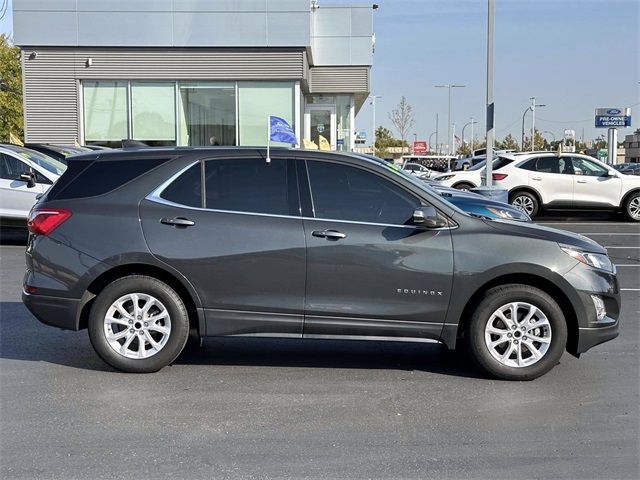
24;144;92;164
614;163;640;176
23;148;619;379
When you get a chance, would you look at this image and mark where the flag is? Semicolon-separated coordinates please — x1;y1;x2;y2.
318;135;331;151
269;116;297;145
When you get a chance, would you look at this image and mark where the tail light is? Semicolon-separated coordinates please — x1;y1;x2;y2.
27;208;72;235
492;173;508;181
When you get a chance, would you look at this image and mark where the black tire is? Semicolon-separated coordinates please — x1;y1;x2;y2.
509;191;540;218
465;284;567;380
453;182;474;191
623;191;640;222
88;275;190;373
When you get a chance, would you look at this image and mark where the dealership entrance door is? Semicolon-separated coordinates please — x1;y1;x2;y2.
305;106;336;150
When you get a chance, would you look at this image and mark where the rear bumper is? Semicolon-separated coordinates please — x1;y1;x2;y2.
22;290;81;330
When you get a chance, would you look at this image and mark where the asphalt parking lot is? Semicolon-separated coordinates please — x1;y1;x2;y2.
0;216;638;480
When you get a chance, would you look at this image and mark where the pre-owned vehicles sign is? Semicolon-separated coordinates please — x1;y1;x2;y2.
595;107;632;128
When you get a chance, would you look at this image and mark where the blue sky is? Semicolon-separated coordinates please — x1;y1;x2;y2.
2;0;638;145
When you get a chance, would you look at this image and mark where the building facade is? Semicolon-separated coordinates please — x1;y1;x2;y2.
13;0;374;151
624;133;640;163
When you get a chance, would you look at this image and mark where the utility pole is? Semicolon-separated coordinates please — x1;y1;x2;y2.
435;84;465;156
484;0;494;187
369;95;381;152
530;96;536;152
435;113;439;154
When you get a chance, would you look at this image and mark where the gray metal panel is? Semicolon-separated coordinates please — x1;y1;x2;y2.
13;11;78;46
309;66;369;94
173;12;267;46
311;6;373;66
13;0;310;48
21;48;305;143
78;12;174;46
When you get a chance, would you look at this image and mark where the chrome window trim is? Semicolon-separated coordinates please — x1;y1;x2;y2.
147;160;457;230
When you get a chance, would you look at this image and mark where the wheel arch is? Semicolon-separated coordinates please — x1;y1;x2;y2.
77;263;204;336
620;187;640;209
452;180;476;189
446;272;579;356
508;186;543;206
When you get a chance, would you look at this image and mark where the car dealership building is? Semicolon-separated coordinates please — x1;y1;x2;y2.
13;0;374;151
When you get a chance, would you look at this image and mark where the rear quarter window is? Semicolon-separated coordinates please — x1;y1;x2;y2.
45;158;171;201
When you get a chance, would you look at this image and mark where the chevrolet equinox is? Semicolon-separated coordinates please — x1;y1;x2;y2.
22;148;620;379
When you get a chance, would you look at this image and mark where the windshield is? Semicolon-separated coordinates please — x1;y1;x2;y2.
1;145;67;175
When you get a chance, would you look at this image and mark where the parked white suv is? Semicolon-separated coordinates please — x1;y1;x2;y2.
431;157;514;190
0;145;66;227
491;152;640;221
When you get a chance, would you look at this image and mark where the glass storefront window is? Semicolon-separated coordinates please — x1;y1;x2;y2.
131;82;176;146
178;83;236;146
336;95;352;152
83;81;128;145
238;82;295;146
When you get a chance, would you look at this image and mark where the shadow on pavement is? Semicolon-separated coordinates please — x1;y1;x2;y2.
0;229;28;246
0;301;485;379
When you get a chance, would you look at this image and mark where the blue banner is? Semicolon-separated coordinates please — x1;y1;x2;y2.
269;116;298;144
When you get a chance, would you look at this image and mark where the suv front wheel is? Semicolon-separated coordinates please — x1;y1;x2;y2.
88;275;190;373
466;284;567;380
623;191;640;222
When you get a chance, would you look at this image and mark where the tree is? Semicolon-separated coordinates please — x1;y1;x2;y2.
0;34;23;142
374;126;403;158
387;96;415;149
496;133;519;151
522;128;545;151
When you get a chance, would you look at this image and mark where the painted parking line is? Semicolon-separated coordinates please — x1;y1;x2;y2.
621;288;640;291
605;246;640;249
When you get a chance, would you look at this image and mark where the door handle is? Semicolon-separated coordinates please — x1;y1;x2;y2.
312;229;346;240
576;179;587;184
531;176;542;181
160;217;195;227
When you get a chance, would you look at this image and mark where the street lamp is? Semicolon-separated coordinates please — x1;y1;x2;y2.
428;131;437;152
435;84;465;155
461;118;477;153
521;98;546;151
543;130;556;147
368;95;382;151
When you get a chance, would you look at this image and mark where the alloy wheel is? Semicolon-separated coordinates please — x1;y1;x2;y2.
103;293;172;359
629;196;640;220
484;302;552;368
512;196;535;215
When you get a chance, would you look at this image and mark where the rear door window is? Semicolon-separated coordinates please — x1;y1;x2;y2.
203;158;298;216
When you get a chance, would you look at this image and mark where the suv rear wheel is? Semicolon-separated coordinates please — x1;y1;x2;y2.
510;191;539;217
88;275;190;373
466;284;567;380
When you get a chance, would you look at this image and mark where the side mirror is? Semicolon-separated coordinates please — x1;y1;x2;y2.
19;172;37;188
413;206;448;228
604;170;618;178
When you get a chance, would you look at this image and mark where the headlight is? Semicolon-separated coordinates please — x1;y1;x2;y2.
434;175;454;181
561;247;614;273
485;206;530;222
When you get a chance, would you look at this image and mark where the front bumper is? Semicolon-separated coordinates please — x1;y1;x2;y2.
564;263;621;355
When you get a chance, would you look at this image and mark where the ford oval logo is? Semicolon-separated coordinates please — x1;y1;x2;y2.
606;108;622;115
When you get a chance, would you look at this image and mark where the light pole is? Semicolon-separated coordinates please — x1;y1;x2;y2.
428;131;437;152
543;130;556;148
435;84;465;155
461;118;477;154
368;95;382;152
521;99;545;151
484;0;494;187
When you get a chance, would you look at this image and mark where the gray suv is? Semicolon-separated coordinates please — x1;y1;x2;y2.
22;148;620;379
